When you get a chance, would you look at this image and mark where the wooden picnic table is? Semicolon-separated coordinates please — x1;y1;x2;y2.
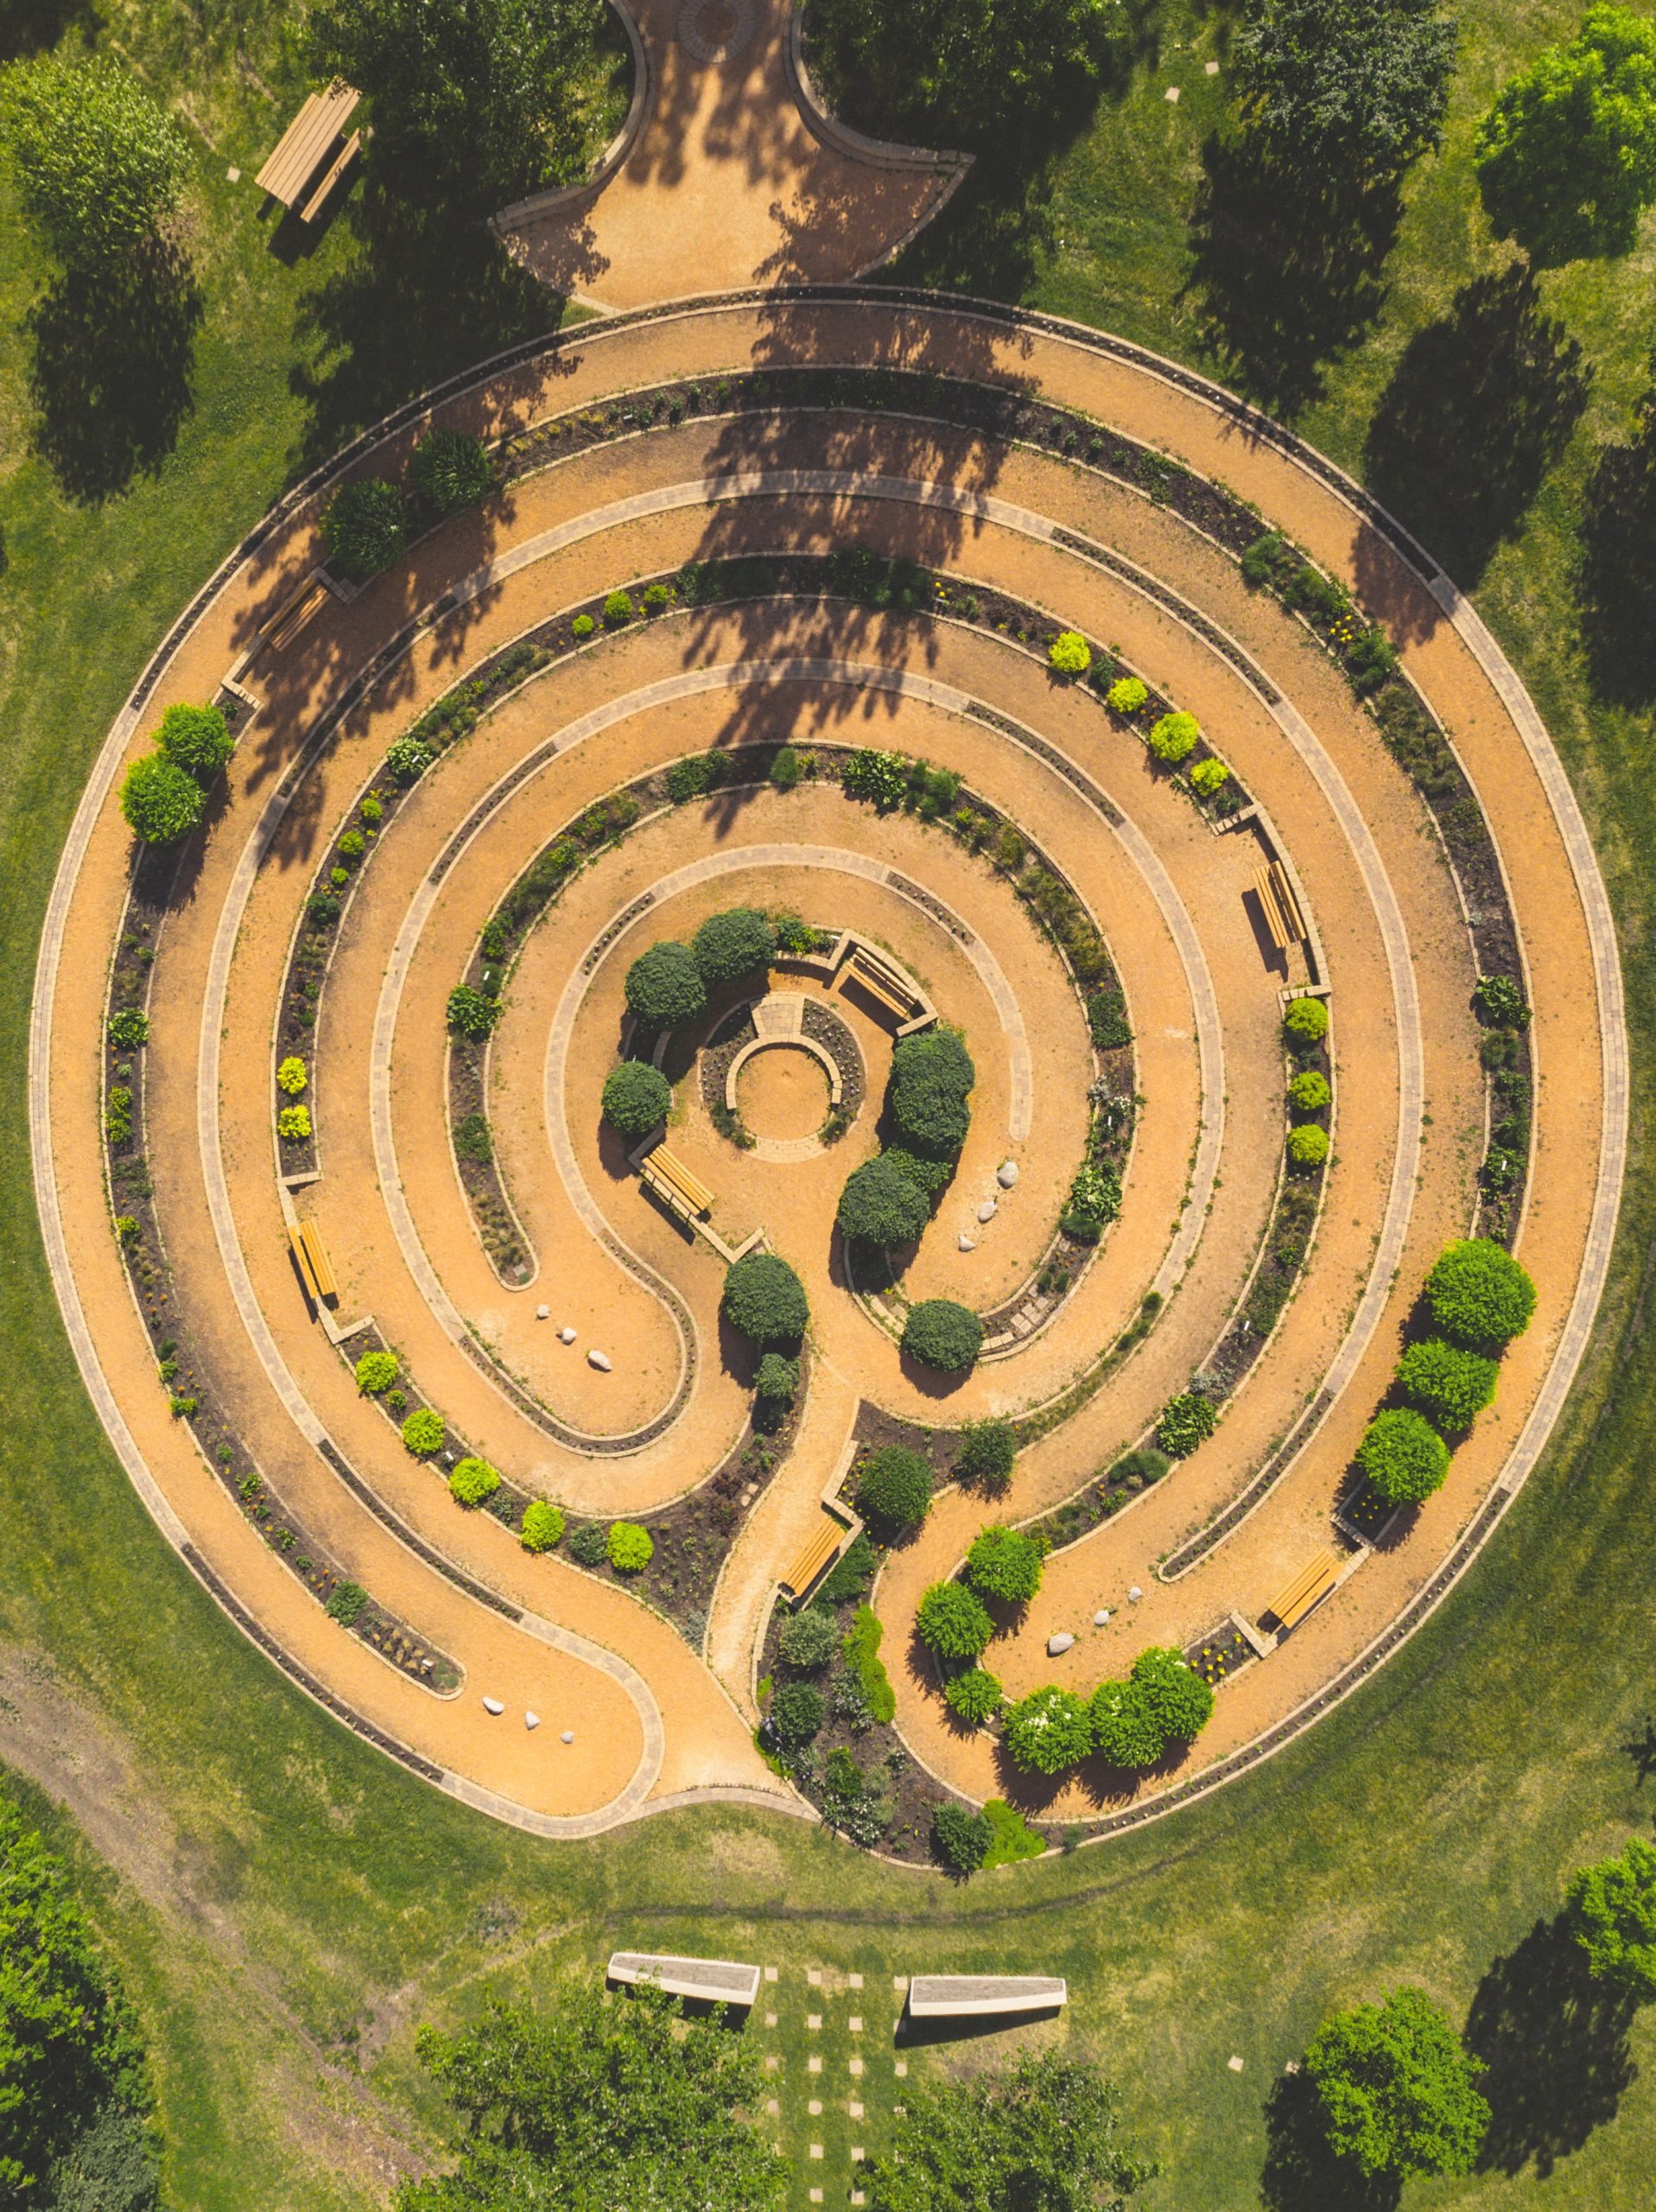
256;82;361;214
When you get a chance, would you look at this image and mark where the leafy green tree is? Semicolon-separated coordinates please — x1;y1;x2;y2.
944;1666;1004;1725
721;1253;809;1344
857;1445;934;1529
1130;1645;1214;1743
600;1059;671;1138
1089;1680;1164;1769
1002;1685;1094;1776
321;478;410;581
837;1155;931;1248
901;1298;984;1374
155;702;233;778
397;1984;785;2211
119;753;203;845
916;1580;995;1659
1355;1407;1450;1505
889;1029;975;1156
692;906;777;987
408;427;494;513
1303;1986;1488;2179
1235;0;1459;181
1564;1835;1656;1999
768;1681;825;1749
1395;1337;1499;1431
964;1525;1044;1604
930;1802;994;1875
865;2049;1153;2210
304;0;613;212
625;940;706;1032
1424;1236;1537;1350
0;56;189;269
955;1416;1018;1487
1475;5;1656;264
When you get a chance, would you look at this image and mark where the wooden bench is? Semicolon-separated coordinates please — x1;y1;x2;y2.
1262;1547;1342;1634
847;950;918;1022
299;128;363;224
289;1224;321;1304
643;1146;714;1219
1253;861;1307;955
259;579;332;658
289;1219;339;1306
778;1513;846;1603
256;82;361;213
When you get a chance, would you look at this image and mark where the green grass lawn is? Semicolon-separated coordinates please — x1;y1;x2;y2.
5;3;1656;2207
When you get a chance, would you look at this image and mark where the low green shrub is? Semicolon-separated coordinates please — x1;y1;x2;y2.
1090;1679;1164;1767
601;1060;671;1138
901;1298;983;1374
1148;710;1200;762
454;1112;492;1164
770;745;803;791
401;1408;446;1456
624;941;706;1032
1424;1237;1537;1351
308;889;343;925
355;1350;398;1394
157;701;234;777
841;748;909;810
276;1055;308;1096
818;1532;877;1605
1003;1685;1093;1775
107;1008;149;1049
603;589;636;626
916;1580;994;1659
384;735;432;784
944;1666;1004;1725
665;750;727;803
449;1456;501;1507
277;1105;312;1141
955;1417;1017;1487
965;1525;1044;1605
337;830;365;863
858;1445;934;1530
1156;1391;1216;1458
1190;756;1231;798
755;1352;798;1403
1288;1124;1329;1169
1110;1446;1171;1491
693;906;777;986
1284;996;1329;1049
1396;1338;1499;1432
607;1522;653;1572
642;581;672;613
1061;1160;1121;1242
114;1215;140;1248
447;984;498;1039
1287;1069;1331;1116
981;1798;1046;1868
1132;1644;1214;1742
777;1604;837;1672
841;1605;896;1722
120;752;204;844
322;477;409;580
408;427;494;514
519;1500;564;1552
104;1085;132;1144
722;1252;809;1344
568;1521;609;1567
931;1802;993;1875
1355;1407;1450;1506
571;613;595;640
1474;973;1531;1028
1107;676;1148;714
1049;630;1091;676
326;1580;367;1625
770;1680;825;1748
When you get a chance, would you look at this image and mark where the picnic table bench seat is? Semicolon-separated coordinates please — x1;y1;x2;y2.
255;82;361;215
847;946;920;1021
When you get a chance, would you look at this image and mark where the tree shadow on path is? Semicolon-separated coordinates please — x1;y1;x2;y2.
1364;264;1590;588
1259;2069;1401;2212
1464;1912;1637;2179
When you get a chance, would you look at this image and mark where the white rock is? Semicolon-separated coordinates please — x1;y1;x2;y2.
525;1711;541;1730
1047;1631;1075;1656
561;1730;574;1745
977;1199;998;1224
1128;1586;1144;1603
536;1304;549;1320
1164;84;1180;103
997;1160;1019;1188
560;1325;577;1344
1094;1610;1110;1627
588;1349;612;1372
483;1696;504;1715
958;1236;976;1253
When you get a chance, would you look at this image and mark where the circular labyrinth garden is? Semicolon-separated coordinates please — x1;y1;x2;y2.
37;289;1623;1859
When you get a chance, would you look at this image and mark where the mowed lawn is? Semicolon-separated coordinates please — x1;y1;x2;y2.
3;3;1656;2208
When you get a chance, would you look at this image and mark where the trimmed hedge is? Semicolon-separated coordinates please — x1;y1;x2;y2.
836;1154;931;1248
1424;1237;1537;1352
721;1252;809;1344
857;1445;934;1529
841;1605;897;1721
901;1298;983;1375
1355;1407;1450;1506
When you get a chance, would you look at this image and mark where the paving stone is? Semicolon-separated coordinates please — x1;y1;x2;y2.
808;2012;822;2029
849;2101;864;2118
1228;2056;1245;2072
848;2057;864;2075
809;2099;822;2115
808;1969;822;1986
765;1966;778;1980
848;1974;864;1988
895;2061;908;2076
848;2015;863;2031
809;2056;822;2074
765;2012;777;2027
809;2143;823;2159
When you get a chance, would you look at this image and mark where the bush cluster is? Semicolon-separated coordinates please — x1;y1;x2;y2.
902;1298;983;1375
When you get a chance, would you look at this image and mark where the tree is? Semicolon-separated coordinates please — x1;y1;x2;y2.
625;940;706;1032
600;1060;671;1138
408;427;494;513
119;753;203;844
1002;1685;1093;1776
768;1681;825;1749
304;0;612;213
692;906;777;987
397;1984;785;2212
321;478;409;581
155;702;233;778
916;1580;995;1659
888;1029;975;1156
931;1802;994;1875
965;1525;1044;1605
1565;1836;1656;1999
1234;0;1458;182
1303;1986;1488;2179
1395;1337;1499;1431
902;1299;984;1374
955;1416;1017;1487
1;56;189;269
1475;5;1656;265
944;1666;1004;1726
1130;1645;1214;1743
837;1155;931;1248
721;1253;809;1344
1355;1407;1450;1505
858;1446;934;1529
1424;1237;1537;1351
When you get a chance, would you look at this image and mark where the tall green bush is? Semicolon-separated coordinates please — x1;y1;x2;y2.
119;753;204;845
721;1253;809;1344
901;1299;983;1375
857;1446;933;1529
1423;1238;1537;1351
1003;1685;1093;1776
600;1061;671;1139
1355;1407;1450;1506
964;1526;1044;1605
624;941;706;1033
836;1155;931;1249
1395;1338;1499;1432
1;54;188;267
888;1029;975;1157
915;1580;994;1659
691;907;777;986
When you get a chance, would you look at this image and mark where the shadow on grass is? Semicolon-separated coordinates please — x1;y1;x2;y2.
1577;380;1656;708
1465;1912;1637;2178
27;239;203;503
1183;135;1404;421
1259;2069;1401;2212
1363;265;1591;588
0;0;94;60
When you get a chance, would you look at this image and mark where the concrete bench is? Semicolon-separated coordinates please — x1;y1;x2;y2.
607;1952;761;2006
908;1974;1066;2017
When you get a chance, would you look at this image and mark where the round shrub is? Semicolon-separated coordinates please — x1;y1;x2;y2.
1003;1685;1094;1776
1148;710;1200;763
931;1802;994;1875
277;1105;312;1141
755;1352;799;1404
1284;995;1329;1049
1132;1645;1214;1742
722;1252;809;1344
1288;1124;1329;1169
955;1417;1017;1487
120;753;204;844
519;1500;564;1552
889;1030;975;1157
624;941;706;1033
858;1445;934;1530
1049;630;1091;676
322;477;409;581
601;1060;671;1138
1156;1390;1216;1458
157;702;234;778
1089;1681;1165;1769
943;1667;1004;1726
603;589;636;627
402;1408;446;1456
836;1155;931;1249
276;1056;308;1096
568;1521;609;1567
384;735;432;785
692;906;777;987
1190;756;1231;798
1287;1069;1331;1116
1107;675;1148;715
769;1680;825;1750
916;1580;994;1660
572;613;596;640
408;427;494;514
107;1009;149;1049
1111;1446;1171;1491
337;830;365;864
354;1350;398;1395
777;1605;836;1672
1355;1407;1450;1507
1396;1338;1500;1433
1424;1237;1537;1351
448;1456;500;1508
902;1299;983;1376
447;984;498;1039
964;1526;1044;1605
607;1522;653;1572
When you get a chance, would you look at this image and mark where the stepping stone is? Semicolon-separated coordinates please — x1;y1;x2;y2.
808;2013;822;2030
958;1235;976;1252
809;2056;822;2074
1128;1586;1144;1602
1164;84;1181;101
1228;2055;1245;2072
1205;59;1220;75
226;164;241;181
560;1325;577;1343
561;1730;574;1744
765;2012;777;2026
1094;1610;1110;1627
808;1970;822;1985
848;2015;863;2031
765;2056;778;2071
977;1199;998;1224
809;2144;823;2160
809;2193;823;2206
536;1305;549;1319
849;2101;864;2118
895;2061;908;2076
765;1966;778;1981
809;2098;822;2115
525;1711;541;1730
1048;1632;1075;1656
483;1697;504;1715
852;2147;866;2162
848;2056;864;2076
998;1159;1019;1187
765;2098;779;2114
588;1349;612;1371
849;1974;864;1988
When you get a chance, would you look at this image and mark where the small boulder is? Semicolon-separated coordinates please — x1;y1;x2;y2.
1128;1586;1143;1603
977;1199;998;1224
997;1159;1019;1188
561;1730;574;1745
560;1325;577;1344
1047;1631;1075;1656
958;1235;976;1253
1094;1609;1110;1627
525;1711;541;1731
588;1349;612;1372
536;1304;549;1320
483;1696;504;1715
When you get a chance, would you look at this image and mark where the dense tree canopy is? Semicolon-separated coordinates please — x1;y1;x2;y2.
600;1059;671;1138
888;1029;975;1157
0;55;189;269
1423;1237;1537;1351
119;753;204;845
1565;1835;1656;1999
625;940;707;1032
721;1253;809;1344
1475;5;1656;264
901;1298;984;1374
397;1985;785;2211
1235;0;1459;181
1304;1986;1488;2179
692;906;777;986
836;1154;931;1249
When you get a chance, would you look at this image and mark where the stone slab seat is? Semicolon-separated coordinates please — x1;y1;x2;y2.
908;1975;1067;2018
607;1952;762;2006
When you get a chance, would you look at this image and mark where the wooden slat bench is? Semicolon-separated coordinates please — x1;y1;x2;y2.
256;82;360;212
778;1513;846;1604
848;950;918;1021
289;1223;321;1304
260;579;332;658
643;1146;714;1220
299;128;363;224
1266;859;1307;944
1262;1547;1342;1634
297;1220;339;1305
1252;865;1293;955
